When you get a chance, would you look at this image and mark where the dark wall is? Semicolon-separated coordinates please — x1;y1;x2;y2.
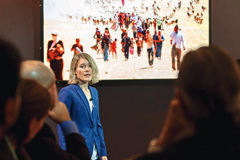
95;80;174;158
0;0;41;60
211;0;240;58
1;0;240;159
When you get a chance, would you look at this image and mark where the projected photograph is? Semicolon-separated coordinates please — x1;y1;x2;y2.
43;0;209;80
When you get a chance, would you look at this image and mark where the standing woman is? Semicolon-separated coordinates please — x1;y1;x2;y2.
57;53;108;160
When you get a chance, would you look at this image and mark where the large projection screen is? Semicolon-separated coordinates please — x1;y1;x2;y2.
43;0;209;80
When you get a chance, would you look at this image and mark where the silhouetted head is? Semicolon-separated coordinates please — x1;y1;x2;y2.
8;78;51;145
176;46;240;122
21;60;55;89
0;38;22;137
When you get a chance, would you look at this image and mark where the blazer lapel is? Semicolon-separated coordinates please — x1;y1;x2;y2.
74;84;93;123
89;86;97;121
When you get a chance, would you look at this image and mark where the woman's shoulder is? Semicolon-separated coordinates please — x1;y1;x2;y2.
89;86;97;91
89;86;98;95
60;84;78;93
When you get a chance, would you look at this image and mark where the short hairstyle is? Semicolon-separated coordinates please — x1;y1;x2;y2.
68;53;100;85
21;60;55;89
177;46;240;122
0;38;22;123
174;25;179;28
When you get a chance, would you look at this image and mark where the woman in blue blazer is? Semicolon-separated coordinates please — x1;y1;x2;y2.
57;53;107;160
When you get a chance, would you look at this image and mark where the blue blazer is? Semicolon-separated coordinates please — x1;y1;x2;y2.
57;84;107;158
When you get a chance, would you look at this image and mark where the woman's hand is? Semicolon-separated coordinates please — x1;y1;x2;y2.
101;156;108;160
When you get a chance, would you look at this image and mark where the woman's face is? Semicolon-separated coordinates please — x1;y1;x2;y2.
75;58;93;84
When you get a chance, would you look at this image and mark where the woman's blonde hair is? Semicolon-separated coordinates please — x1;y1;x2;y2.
68;53;100;85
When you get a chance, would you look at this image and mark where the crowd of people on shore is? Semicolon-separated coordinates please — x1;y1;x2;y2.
47;21;185;80
48;0;211;80
45;0;210;80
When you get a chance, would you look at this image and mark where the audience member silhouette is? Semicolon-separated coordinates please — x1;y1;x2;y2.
136;46;240;160
6;78;51;159
0;38;22;159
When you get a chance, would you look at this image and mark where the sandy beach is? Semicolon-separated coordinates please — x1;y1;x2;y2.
43;0;209;80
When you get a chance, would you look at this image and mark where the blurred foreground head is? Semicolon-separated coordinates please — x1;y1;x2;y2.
21;60;55;89
177;46;240;122
8;78;51;144
0;38;22;136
